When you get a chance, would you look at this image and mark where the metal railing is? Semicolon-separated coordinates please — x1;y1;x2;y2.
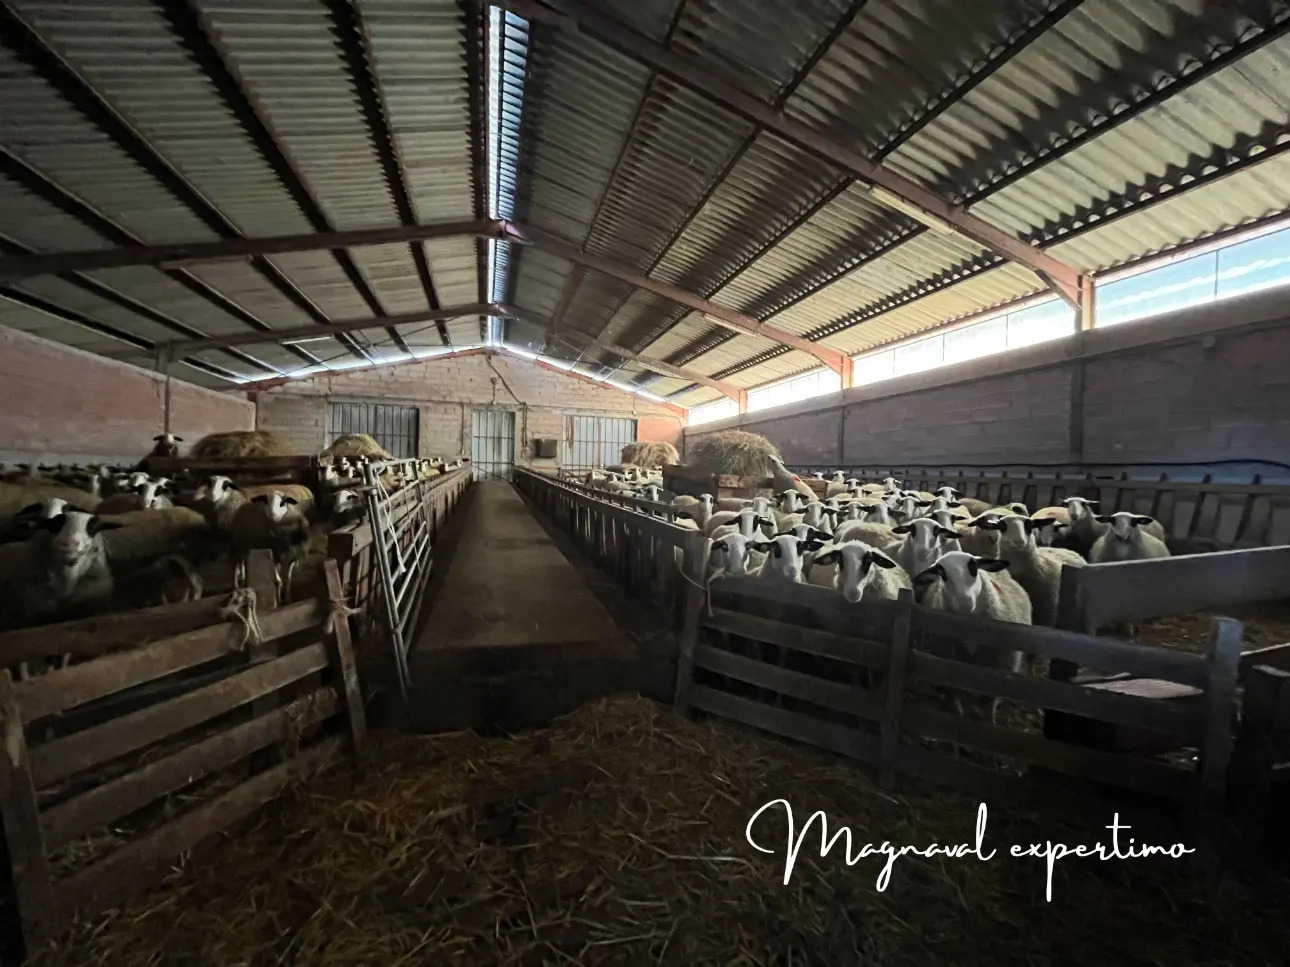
362;460;472;696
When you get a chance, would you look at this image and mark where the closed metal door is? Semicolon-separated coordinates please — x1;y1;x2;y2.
566;416;637;469
471;409;516;481
327;401;419;458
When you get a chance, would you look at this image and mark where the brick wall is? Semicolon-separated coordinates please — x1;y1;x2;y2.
686;287;1290;477
253;349;684;467
0;326;254;464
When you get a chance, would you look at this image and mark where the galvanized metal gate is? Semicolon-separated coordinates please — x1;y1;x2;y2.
471;408;516;481
327;401;419;458
565;415;637;469
363;458;437;696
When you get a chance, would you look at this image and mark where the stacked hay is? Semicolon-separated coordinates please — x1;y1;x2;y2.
189;431;292;459
323;434;393;460
32;695;1290;967
686;430;781;476
620;441;679;469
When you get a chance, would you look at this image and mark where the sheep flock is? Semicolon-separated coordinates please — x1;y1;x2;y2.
580;464;1175;688
0;446;466;652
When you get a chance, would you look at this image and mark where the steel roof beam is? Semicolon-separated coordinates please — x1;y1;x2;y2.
160;0;391;359
464;0;492;341
158;303;496;354
326;0;450;346
0;220;505;284
0;149;310;373
499;0;1090;311
506;223;850;377
501;302;746;406
0;1;369;363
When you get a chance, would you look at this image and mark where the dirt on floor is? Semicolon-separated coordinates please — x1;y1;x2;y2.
31;695;1290;967
1118;600;1290;655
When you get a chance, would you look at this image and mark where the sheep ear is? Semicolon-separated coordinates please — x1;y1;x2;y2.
976;558;1009;572
866;552;897;570
889;510;906;520
802;537;827;552
174;437;183;442
947;501;962;508
152;435;165;442
917;499;932;506
891;524;912;534
134;484;147;494
912;566;942;586
1031;518;1056;529
968;517;999;530
17;503;42;516
934;526;958;540
1093;514;1114;523
750;540;773;552
283;497;298;505
813;550;839;567
1132;515;1154;525
227;482;240;491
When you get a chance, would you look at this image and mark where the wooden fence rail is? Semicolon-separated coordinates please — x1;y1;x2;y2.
515;469;706;631
0;559;366;960
521;473;1252;816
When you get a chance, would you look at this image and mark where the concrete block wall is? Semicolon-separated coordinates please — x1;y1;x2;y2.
686;287;1290;476
0;326;255;465
253;349;685;467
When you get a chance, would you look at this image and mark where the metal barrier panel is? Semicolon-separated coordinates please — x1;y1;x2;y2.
471;408;516;481
362;462;470;696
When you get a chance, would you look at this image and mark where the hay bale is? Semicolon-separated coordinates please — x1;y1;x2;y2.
189;431;292;459
620;441;679;469
686;430;781;477
323;434;393;460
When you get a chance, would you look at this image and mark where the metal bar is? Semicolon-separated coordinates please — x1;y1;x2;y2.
362;462;411;697
161;0;399;356
463;0;490;320
159;302;496;353
327;0;449;346
0;220;505;285
0;148;317;371
500;0;1089;309
506;226;849;373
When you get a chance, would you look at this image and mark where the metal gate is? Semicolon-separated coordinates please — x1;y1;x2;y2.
471;409;516;481
565;415;637;469
327;401;419;458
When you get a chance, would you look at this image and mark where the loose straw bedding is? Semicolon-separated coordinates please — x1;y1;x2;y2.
34;696;1290;966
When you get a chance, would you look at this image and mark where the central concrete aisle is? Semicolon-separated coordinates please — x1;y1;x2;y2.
414;480;624;650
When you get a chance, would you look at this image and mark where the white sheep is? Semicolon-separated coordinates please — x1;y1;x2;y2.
751;533;826;584
981;513;1085;626
0;511;121;628
709;507;776;543
673;494;715;530
913;551;1032;684
890;517;961;580
831;518;902;552
1089;512;1172;563
230;491;310;595
810;539;911;604
706;532;767;579
148;432;184;459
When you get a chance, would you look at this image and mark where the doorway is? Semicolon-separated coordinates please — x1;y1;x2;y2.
471;408;516;481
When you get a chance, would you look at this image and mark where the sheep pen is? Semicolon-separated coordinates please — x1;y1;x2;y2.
188;431;293;459
29;694;1290;967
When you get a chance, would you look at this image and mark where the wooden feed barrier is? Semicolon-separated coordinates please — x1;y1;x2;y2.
516;470;1259;828
0;558;367;961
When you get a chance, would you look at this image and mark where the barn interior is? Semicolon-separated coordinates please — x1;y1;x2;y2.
3;0;1290;964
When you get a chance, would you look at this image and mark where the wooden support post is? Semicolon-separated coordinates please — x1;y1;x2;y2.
244;549;281;740
879;589;914;788
324;560;367;753
673;531;708;714
1198;616;1244;812
0;670;55;956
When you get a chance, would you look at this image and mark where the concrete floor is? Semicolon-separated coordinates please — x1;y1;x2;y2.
414;480;623;650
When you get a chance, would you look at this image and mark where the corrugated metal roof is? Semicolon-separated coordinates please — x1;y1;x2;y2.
3;0;1289;403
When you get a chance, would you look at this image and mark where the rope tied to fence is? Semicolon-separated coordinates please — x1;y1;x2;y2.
325;592;362;635
675;559;723;618
219;587;264;650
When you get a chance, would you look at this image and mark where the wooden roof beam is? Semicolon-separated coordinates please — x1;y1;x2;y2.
498;0;1090;311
